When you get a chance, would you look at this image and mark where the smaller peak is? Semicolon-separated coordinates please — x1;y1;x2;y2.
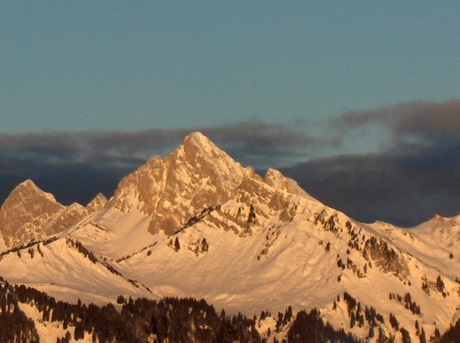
371;220;395;228
86;193;108;213
427;214;453;224
12;179;49;197
432;214;445;221
17;179;38;189
264;168;313;198
265;168;283;180
8;180;58;204
264;168;290;189
94;192;108;202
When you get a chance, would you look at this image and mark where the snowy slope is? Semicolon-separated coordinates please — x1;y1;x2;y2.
114;174;460;340
368;215;460;282
68;207;157;261
0;132;458;342
0;238;151;305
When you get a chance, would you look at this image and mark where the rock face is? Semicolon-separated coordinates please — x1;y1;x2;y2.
264;168;310;198
85;193;108;213
108;132;252;235
0;132;315;245
0;180;65;248
0;181;108;250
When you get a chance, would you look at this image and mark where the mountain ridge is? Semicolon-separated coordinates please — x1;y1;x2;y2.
0;179;107;251
0;131;458;342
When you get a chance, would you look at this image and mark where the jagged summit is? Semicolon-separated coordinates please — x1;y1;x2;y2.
182;131;213;149
108;131;250;235
0;180;102;250
264;168;312;198
10;179;58;203
0;180;65;248
173;131;243;173
175;131;223;161
0;179;63;217
84;132;326;238
86;193;108;213
16;179;37;189
105;132;320;236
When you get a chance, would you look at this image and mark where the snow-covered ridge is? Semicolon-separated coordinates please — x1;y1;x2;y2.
0;131;459;342
106;131;311;237
0;180;108;251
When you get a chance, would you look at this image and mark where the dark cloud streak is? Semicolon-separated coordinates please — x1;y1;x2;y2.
307;98;460;226
333;99;460;147
282;144;460;227
1;100;459;227
0;122;319;206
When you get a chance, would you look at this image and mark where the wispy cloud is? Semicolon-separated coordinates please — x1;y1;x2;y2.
281;145;460;227
0;121;321;168
332;99;460;149
203;122;325;168
1;100;459;227
289;98;460;226
0;122;321;206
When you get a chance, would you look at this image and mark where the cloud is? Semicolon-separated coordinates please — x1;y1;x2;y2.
0;122;320;206
282;143;460;227
1;101;459;228
202;122;324;168
332;99;460;149
291;98;460;226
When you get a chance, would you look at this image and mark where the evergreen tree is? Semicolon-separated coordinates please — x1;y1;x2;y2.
350;312;356;328
74;323;85;340
436;276;445;292
400;328;411;343
389;313;399;330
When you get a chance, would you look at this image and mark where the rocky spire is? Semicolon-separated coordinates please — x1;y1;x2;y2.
108;132;250;235
86;193;108;213
264;168;313;198
0;180;64;248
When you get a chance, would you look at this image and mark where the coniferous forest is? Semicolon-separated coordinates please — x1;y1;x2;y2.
0;277;459;342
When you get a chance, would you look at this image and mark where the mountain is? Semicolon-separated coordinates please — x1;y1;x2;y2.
0;180;66;249
0;180;107;252
0;132;459;342
108;132;251;235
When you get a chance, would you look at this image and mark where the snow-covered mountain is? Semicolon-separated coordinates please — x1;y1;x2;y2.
0;180;107;252
0;132;459;342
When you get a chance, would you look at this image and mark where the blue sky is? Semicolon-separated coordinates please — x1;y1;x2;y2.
1;2;459;226
2;2;458;133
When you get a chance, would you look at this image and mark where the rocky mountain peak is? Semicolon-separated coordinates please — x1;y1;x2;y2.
86;193;108;213
9;179;58;203
175;132;218;164
172;131;243;175
181;131;212;149
0;134;459;343
0;180;62;217
108;132;249;235
264;168;315;199
0;180;65;248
